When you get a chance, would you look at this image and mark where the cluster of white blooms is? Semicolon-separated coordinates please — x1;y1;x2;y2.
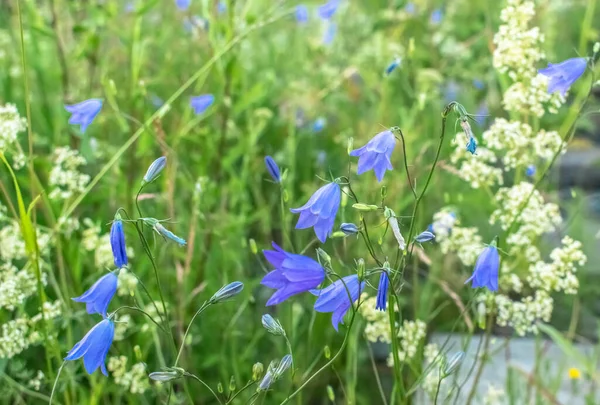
0;220;51;264
421;343;445;399
0;263;38;310
107;356;150;394
56;216;80;237
48;147;90;200
438;226;483;267
387;319;427;365
114;314;132;341
450;141;503;188
485;291;553;335
483;384;505;405
502;76;564;117
0;103;27;152
118;269;138;297
359;295;392;343
431;209;457;241
28;370;45;391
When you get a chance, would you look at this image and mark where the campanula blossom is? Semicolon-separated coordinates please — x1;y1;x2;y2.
322;22;337;45
143;156;167;184
217;1;226;14
318;0;340;20
350;130;396;182
290;182;341;243
465;244;499;292
210;281;244;303
190;94;214;115
538;57;587;96
154;223;186;246
65;318;115;375
295;5;309;23
261;242;325;305
72;272;118;317
526;164;536;177
175;0;191;10
110;215;127;268
264;156;281;183
64;99;103;133
340;223;359;235
385;58;401;75
375;271;389;311
430;8;443;24
262;314;286;336
311;274;364;331
415;231;435;243
313;117;327;132
460;119;477;155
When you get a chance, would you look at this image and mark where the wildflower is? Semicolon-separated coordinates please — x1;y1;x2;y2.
404;2;416;14
461;119;477;155
295;5;309;23
568;367;581;380
415;231;435;243
375;271;389;311
290;182;341;243
322;22;337;45
465;243;499;292
473;79;485;90
313;117;326;132
64;99;103;133
526;165;536;177
72;272;118;317
264;156;281;183
142;156;167;184
143;218;187;246
349;130;396;182
175;0;191;10
275;354;293;376
385;208;405;250
110;215;127;268
385;58;401;75
318;0;340;20
538;57;587;96
190;94;214;115
430;8;442;24
65;318;115;375
252;362;264;380
311;274;364;331
261;314;286;336
258;365;275;390
149;367;184;382
443;351;465;376
210;281;244;303
340;223;359;235
261;242;325;305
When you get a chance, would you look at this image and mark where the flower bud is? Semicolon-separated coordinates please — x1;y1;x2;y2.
149;367;185;382
415;231;435;243
356;258;365;279
317;248;332;268
327;385;335;402
324;345;331;359
340;223;359;235
443;351;465;376
209;281;244;304
261;314;286;337
229;375;236;392
594;42;600;54
217;382;224;393
347;137;354;155
252;362;264;381
341;186;349;207
275;354;293;376
352;203;379;211
142;156;167;185
249;238;258;255
264;156;281;183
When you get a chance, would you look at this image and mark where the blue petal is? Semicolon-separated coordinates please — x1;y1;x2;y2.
190;94;215;115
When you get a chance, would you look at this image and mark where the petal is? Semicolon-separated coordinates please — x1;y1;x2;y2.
295;210;319;229
290;183;329;213
356;152;378;175
261;269;288;289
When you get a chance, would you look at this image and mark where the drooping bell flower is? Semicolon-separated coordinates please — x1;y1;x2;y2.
538;57;587;96
65;318;115;375
290;182;341;243
375;271;389;311
295;5;309;23
72;272;118;317
264;156;281;183
110;215;127;268
318;0;340;20
349;130;396;182
64;99;103;133
311;274;364;331
190;94;214;115
465;243;499;292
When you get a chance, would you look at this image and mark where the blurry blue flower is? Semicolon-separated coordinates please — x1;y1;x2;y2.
110;216;127;268
296;5;309;23
460;119;477;155
340;223;359;235
313;117;327;132
404;2;416;14
349;130;396;182
264;156;281;183
175;0;191;11
262;314;286;336
472;79;485;90
466;137;477;154
316;150;327;166
190;94;214;115
538;57;587;95
72;273;118;317
322;22;337;45
183;15;209;33
465;244;499;292
318;0;340;20
261;242;326;306
290;182;341;243
526;164;536;177
375;271;389;311
65;318;115;375
150;94;164;108
415;231;435;243
124;2;135;12
210;281;244;303
217;1;226;14
311;274;364;331
143;156;167;184
385;58;401;75
64;99;103;133
474;103;489;127
430;8;443;24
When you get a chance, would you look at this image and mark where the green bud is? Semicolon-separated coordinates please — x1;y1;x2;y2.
229;376;236;392
352;203;379;212
317;248;332;267
347;137;354;155
283;189;289;202
134;345;142;361
108;79;118;96
252;362;264;381
327;385;335;402
357;258;365;279
217;382;224;394
341;186;349;207
477;302;486;330
381;186;387;199
249;238;258;255
331;231;346;238
594;42;600;54
324;346;331;359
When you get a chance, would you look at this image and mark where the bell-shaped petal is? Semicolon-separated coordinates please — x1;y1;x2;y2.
318;0;340;20
110;217;127;268
295;5;309;23
175;0;191;10
291;182;341;243
415;231;435;243
538;57;587;96
264;156;281;183
465;245;499;292
350;130;396;182
375;272;389;311
190;94;215;115
311;274;364;331
72;273;118;317
143;156;167;184
64;99;103;133
65;318;115;375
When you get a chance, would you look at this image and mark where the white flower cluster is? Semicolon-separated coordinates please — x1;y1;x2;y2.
48;147;90;200
386;319;427;365
360;295;392;343
0;220;51;264
107;356;150;394
483;384;505;405
502;75;564;117
28;370;45;391
0;103;26;152
56;216;80;237
114;314;132;341
0;263;38;310
450;141;503;188
431;209;457;241
118;269;138;297
438;226;483;267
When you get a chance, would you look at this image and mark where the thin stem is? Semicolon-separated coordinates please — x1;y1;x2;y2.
395;129;417;198
433;375;443;405
49;361;66;404
226;380;257;404
465;313;493;405
174;302;211;366
365;335;389;405
184;372;223;405
111;305;166;333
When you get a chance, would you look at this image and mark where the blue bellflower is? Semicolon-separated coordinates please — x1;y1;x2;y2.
318;0;340;20
72;272;118;317
261;242;326;306
404;2;416;14
190;94;215;115
375;272;389;311
175;0;191;10
64;99;103;133
526;164;536;177
538;57;587;96
217;1;226;14
264;156;281;183
65;319;115;375
465;244;499;292
322;22;337;45
385;58;401;75
110;217;127;268
340;223;359;235
295;5;309;23
143;156;167;184
290;182;341;243
430;8;443;24
311;274;364;331
313;117;327;132
154;223;187;246
350;130;396;182
415;231;435;243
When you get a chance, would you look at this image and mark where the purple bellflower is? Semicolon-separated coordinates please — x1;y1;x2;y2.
430;8;443;24
311;274;364;331
415;231;435;243
261;242;326;306
64;99;103;133
538;57;587;96
296;5;309;23
65;318;115;375
290;182;341;243
110;216;127;268
465;243;499;292
190;94;214;115
318;0;340;20
313;117;327;132
264;156;281;183
175;0;191;10
349;130;396;182
375;271;389;311
72;272;118;317
526;164;536;177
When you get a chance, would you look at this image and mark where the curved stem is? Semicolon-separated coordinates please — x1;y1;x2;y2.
111;305;166;333
226;380;257;404
184;372;223;405
395;129;417;198
433;376;443;405
174;302;211;366
49;361;66;404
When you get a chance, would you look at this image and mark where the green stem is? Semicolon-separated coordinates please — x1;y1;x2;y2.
49;361;66;404
110;305;166;333
174;302;211;366
184;372;223;405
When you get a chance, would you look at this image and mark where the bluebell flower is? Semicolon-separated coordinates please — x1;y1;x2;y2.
65;318;115;375
175;0;191;11
385;58;401;75
295;5;309;23
340;223;359;235
349;130;396;182
312;117;326;132
415;231;435;243
318;0;340;20
261;242;326;306
322;22;337;45
143;156;167;184
311;274;364;331
465;244;499;292
460;119;477;155
154;223;186;246
430;8;443;24
72;272;118;317
210;281;244;303
538;57;587;95
217;1;226;14
526;164;536;177
290;182;341;243
264;156;281;183
190;94;215;115
466;137;477;154
375;271;389;311
110;216;127;268
404;2;416;14
64;99;103;133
